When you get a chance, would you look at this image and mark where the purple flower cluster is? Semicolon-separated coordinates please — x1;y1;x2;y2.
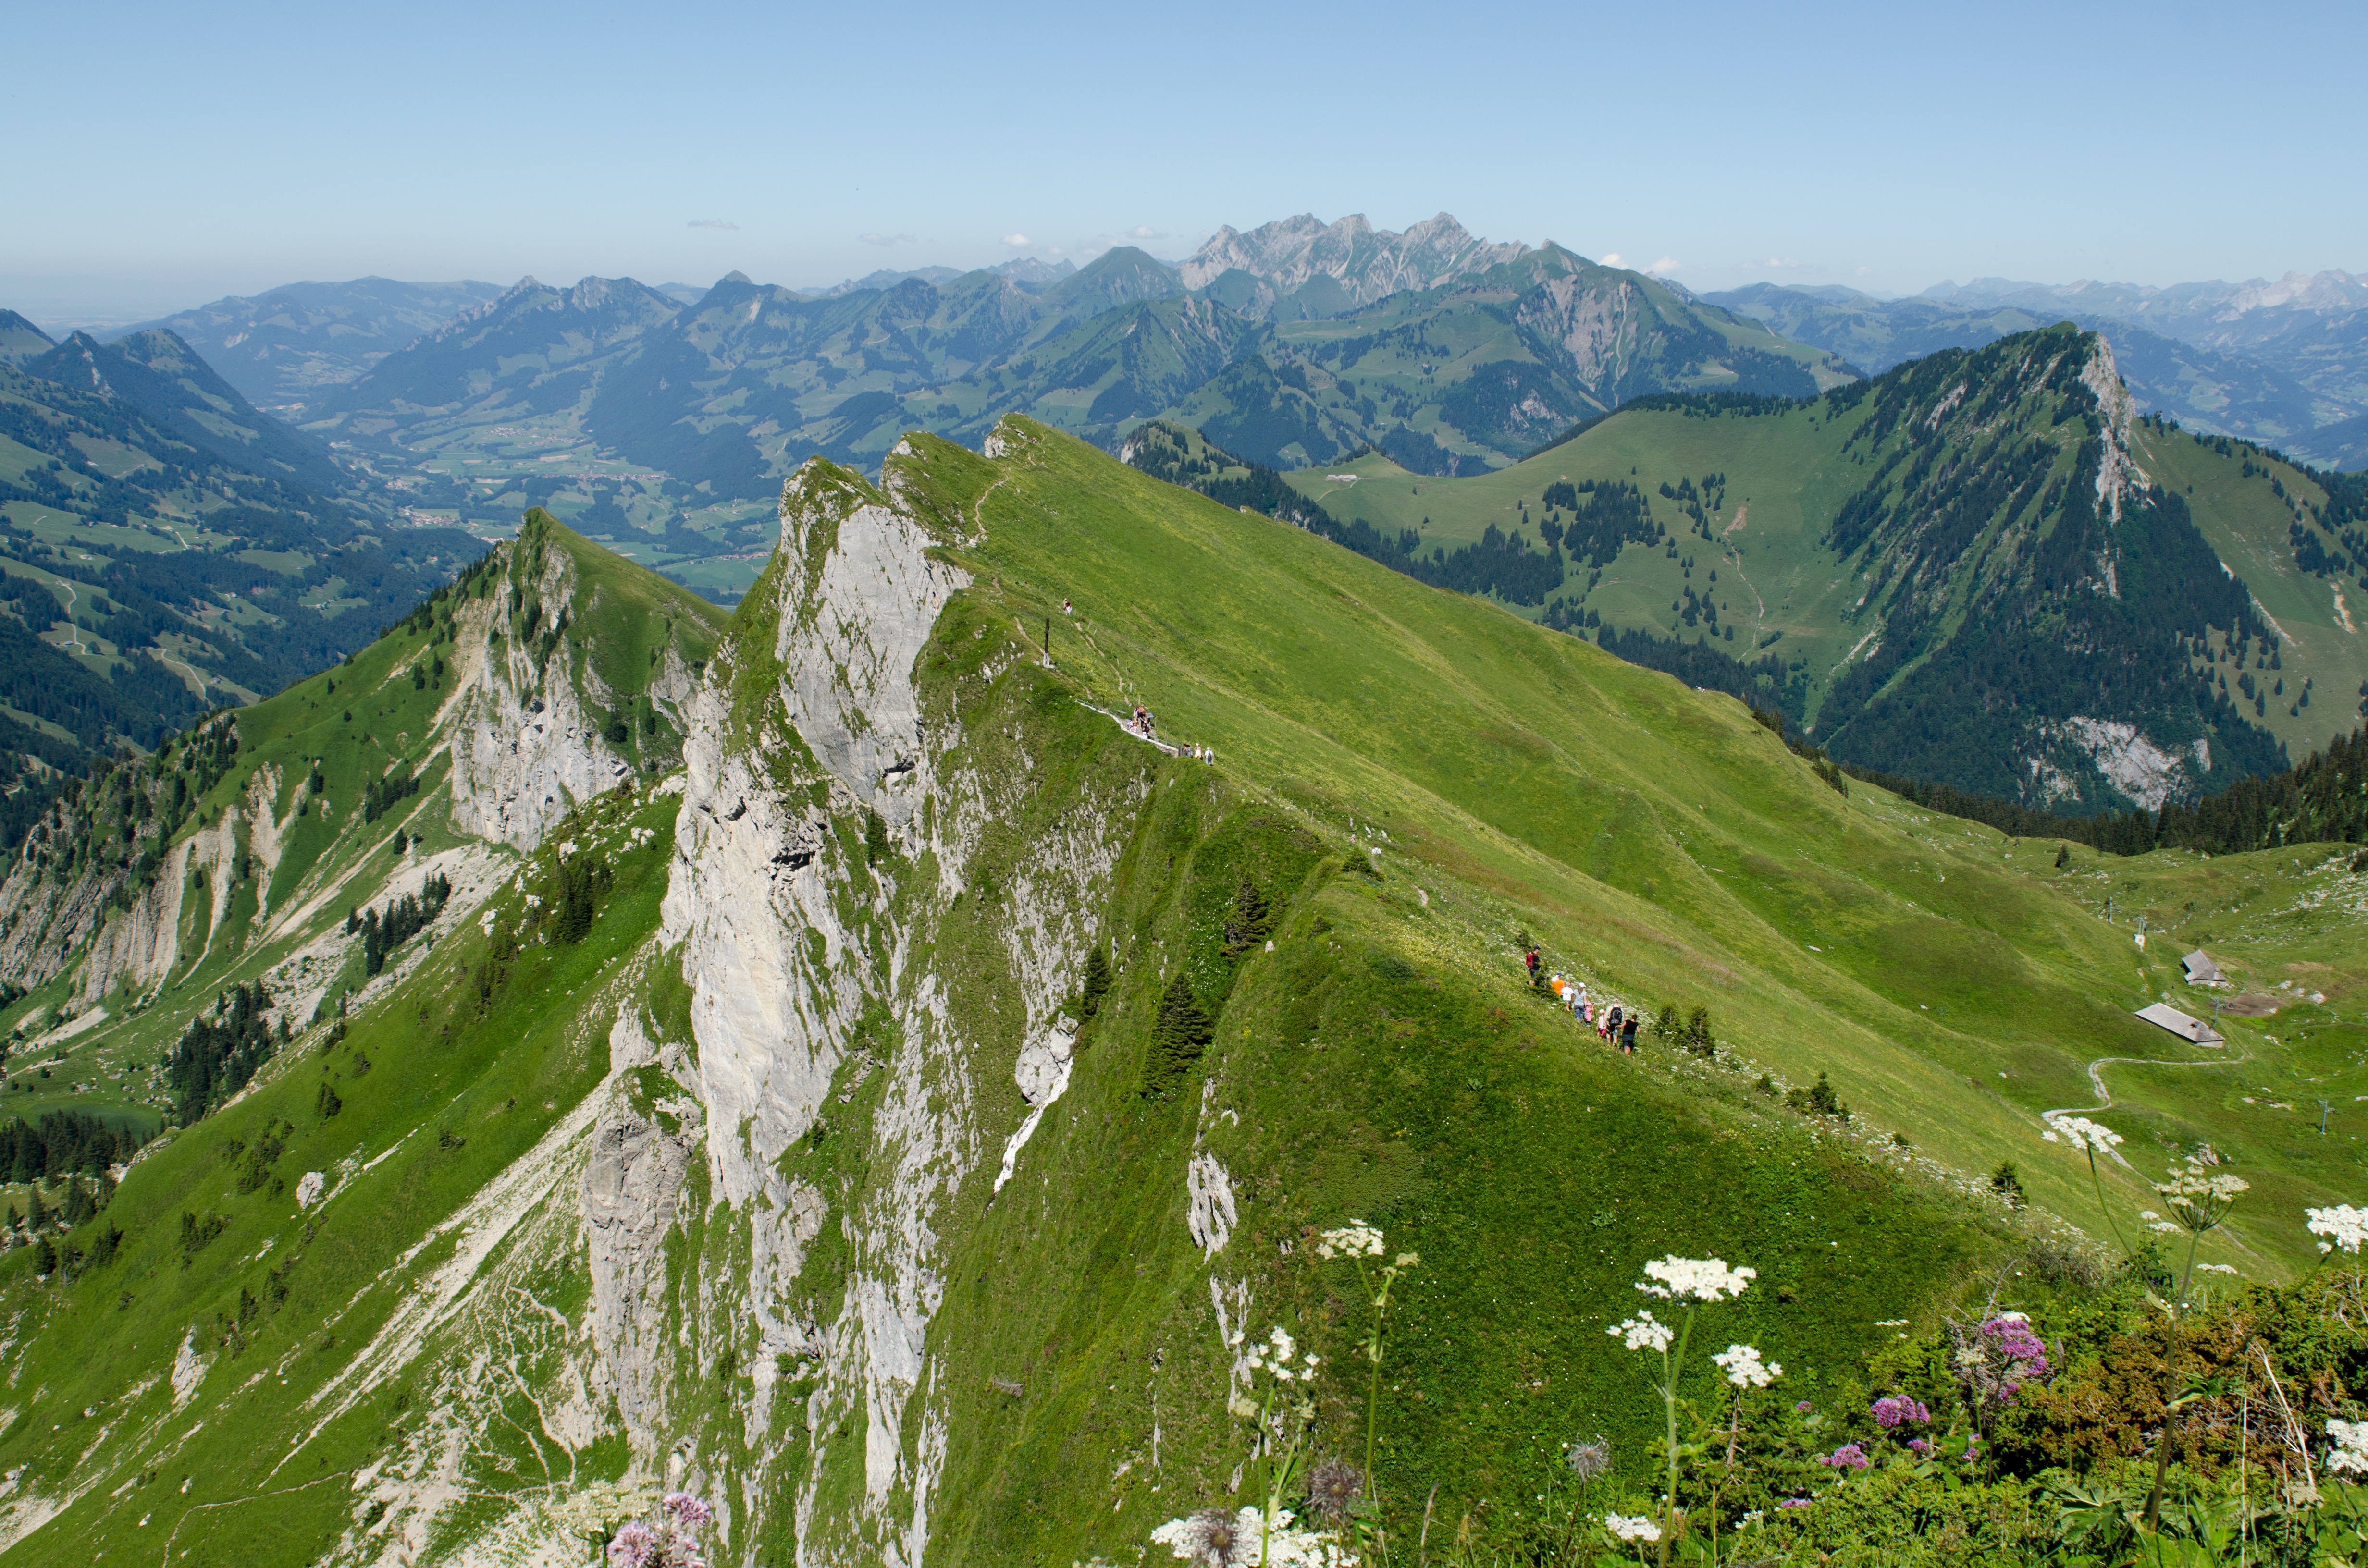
1870;1396;1930;1429
1779;1497;1813;1509
1818;1443;1871;1470
1907;1438;1934;1456
606;1493;714;1568
1978;1317;2050;1396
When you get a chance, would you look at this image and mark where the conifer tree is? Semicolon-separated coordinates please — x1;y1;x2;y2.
1141;973;1214;1099
1077;946;1113;1021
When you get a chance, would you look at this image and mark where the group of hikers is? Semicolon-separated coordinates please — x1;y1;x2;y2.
1525;945;1638;1052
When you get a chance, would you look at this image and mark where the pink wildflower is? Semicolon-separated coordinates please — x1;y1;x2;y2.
1870;1395;1930;1428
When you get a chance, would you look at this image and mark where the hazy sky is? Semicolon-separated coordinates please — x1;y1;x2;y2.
8;0;2362;328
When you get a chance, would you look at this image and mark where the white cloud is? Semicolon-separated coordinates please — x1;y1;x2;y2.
1602;251;1624;267
1002;233;1030;247
688;219;739;231
1647;256;1681;276
1755;256;1802;269
1131;224;1161;239
1048;245;1065;256
859;232;916;247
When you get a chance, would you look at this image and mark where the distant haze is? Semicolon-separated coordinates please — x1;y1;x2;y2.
4;0;2362;324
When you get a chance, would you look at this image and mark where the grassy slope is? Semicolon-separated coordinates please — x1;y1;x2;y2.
886;422;2367;1556
1284;397;2366;760
0;516;723;1561
0;787;679;1566
943;424;2365;1278
1;429;2362;1563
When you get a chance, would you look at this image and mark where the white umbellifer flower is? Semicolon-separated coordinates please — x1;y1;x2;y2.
1150;1504;1356;1566
2044;1115;2123;1152
1609;1311;1675;1352
2156;1158;2248;1232
1317;1222;1386;1261
2330;1419;2368;1476
2139;1211;2161;1221
1713;1343;1781;1388
2307;1204;2368;1254
2148;1221;2182;1233
1603;1513;1663;1543
1636;1255;1756;1302
2197;1263;2238;1274
1244;1326;1319;1384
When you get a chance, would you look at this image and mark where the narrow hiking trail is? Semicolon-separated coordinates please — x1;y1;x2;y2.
2040;1041;2287;1271
58;578;86;655
1717;506;1767;623
2042;1041;2252;1169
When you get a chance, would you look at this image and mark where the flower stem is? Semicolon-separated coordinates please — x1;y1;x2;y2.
1661;1305;1696;1568
2144;1229;2205;1532
2086;1149;2132;1257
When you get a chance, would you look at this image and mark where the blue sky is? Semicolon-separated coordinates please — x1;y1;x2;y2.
7;0;2362;327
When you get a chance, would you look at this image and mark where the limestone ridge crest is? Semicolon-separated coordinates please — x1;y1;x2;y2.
742;451;975;818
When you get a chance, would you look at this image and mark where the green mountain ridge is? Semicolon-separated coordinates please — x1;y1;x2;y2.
1710;277;2368;471
1276;325;2368;813
30;330;351;497
112;279;507;417
0;417;2360;1565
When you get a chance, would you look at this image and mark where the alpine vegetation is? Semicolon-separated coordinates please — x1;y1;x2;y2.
2;413;2368;1568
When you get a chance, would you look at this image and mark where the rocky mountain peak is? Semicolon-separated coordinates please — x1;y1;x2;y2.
1180;210;1529;314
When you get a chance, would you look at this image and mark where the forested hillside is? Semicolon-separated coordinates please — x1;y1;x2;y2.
0;335;474;842
1275;326;2368;813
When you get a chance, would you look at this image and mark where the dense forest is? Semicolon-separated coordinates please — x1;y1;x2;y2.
0;1108;152;1182
161;980;284;1127
1848;725;2368;858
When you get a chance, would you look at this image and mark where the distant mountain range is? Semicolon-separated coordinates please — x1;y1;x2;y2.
114;278;506;417
285;221;1843;523
1;217;2356;653
813;255;1079;297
